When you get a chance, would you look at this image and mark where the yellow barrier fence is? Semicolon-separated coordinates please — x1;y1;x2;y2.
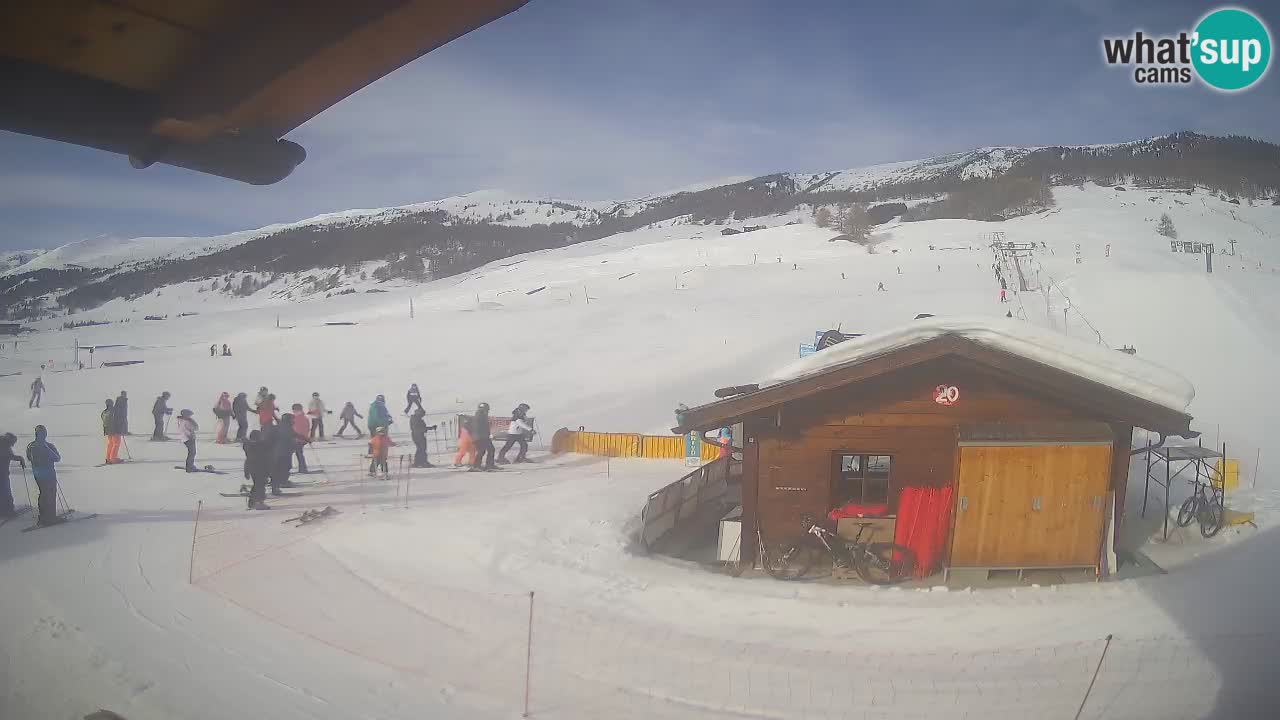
551;428;724;462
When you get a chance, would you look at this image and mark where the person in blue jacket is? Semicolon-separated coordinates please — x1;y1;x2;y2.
24;425;62;526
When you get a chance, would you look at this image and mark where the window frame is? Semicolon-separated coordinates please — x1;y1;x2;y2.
830;451;894;508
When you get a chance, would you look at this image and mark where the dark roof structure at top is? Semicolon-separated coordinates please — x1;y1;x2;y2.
0;0;527;184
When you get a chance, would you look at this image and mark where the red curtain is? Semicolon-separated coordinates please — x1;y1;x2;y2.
894;486;954;579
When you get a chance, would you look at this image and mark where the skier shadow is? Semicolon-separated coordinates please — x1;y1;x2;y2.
1137;524;1280;718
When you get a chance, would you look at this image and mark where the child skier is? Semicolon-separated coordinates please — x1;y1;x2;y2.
453;414;475;467
497;403;534;464
256;393;278;429
404;384;424;414
241;430;273;510
176;409;199;472
409;408;435;468
336;402;364;438
369;427;394;477
25;425;62;526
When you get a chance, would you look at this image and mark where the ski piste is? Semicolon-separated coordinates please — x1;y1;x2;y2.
0;505;33;529
22;510;99;532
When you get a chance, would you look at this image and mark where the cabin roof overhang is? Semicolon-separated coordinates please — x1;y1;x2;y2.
674;334;1194;438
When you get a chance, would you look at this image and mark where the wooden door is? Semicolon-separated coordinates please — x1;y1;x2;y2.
951;444;1112;568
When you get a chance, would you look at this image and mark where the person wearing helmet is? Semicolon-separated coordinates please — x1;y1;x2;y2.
1;432;26;517
113;390;130;435
151;391;173;441
369;426;394;476
336;402;364;438
497;404;534;464
368;394;392;436
409;408;436;468
176;409;200;472
307;392;330;440
404;383;424;415
256;393;278;429
213;392;233;443
25;425;62;525
468;402;496;471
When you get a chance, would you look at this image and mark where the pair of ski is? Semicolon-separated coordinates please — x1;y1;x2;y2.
220;484;304;498
282;506;340;526
19;508;99;533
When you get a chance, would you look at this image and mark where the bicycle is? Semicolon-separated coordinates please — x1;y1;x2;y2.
769;514;916;584
1176;478;1224;538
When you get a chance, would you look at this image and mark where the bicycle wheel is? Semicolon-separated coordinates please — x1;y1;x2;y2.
855;542;916;585
763;536;817;580
1176;495;1200;528
1199;496;1225;538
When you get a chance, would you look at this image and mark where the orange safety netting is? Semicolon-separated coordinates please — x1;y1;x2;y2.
893;486;954;579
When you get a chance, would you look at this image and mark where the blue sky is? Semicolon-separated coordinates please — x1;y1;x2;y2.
2;0;1276;250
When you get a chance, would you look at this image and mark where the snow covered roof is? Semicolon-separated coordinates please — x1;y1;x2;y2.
678;316;1195;436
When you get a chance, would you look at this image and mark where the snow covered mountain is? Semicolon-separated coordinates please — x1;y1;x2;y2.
3;132;1278;318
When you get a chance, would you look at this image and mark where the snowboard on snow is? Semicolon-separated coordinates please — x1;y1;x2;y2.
22;510;99;532
0;505;33;529
175;465;226;474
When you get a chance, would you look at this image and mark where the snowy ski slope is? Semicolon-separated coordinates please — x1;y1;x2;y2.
1;184;1279;719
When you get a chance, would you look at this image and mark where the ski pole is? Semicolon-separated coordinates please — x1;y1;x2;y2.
56;481;72;515
20;465;34;509
121;436;132;460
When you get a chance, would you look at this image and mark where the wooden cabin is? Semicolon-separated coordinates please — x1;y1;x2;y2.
674;330;1194;578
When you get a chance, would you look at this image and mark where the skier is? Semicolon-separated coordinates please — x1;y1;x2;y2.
255;386;270;407
497;404;534;464
1;432;26;518
221;344;230;357
176;409;199;472
404;384;424;414
409;409;435;468
336;402;364;438
453;414;475;468
101;399;122;464
266;419;297;494
469;403;496;472
256;393;278;429
368;395;392;435
151;391;173;440
241;430;273;510
289;404;310;472
113;390;129;435
368;427;394;477
877;282;886;292
213;392;233;444
29;376;44;408
25;425;62;526
210;344;217;357
231;392;250;442
999;288;1008;303
307;392;330;440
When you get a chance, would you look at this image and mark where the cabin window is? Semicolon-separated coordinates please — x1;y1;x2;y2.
831;452;892;506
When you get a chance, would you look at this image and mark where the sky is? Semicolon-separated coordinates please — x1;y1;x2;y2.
2;0;1277;251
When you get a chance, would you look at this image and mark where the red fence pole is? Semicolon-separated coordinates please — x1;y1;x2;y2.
523;590;535;717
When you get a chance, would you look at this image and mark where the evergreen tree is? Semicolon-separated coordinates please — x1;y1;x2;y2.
1156;213;1178;239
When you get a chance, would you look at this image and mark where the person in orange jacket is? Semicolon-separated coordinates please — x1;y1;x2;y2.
213;392;233;444
368;427;393;477
453;413;476;467
256;393;278;429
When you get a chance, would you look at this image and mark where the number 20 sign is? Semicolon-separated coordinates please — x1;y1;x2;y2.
934;384;960;406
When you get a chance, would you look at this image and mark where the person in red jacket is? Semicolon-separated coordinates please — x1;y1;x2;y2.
289;403;311;473
256;393;278;429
